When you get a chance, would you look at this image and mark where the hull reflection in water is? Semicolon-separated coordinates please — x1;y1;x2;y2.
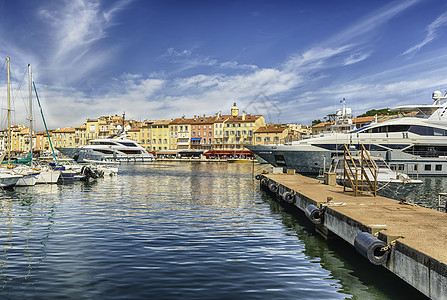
0;163;430;299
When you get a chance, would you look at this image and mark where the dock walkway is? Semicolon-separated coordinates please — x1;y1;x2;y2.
261;173;447;300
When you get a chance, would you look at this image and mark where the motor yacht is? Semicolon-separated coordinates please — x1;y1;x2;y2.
57;133;155;163
247;90;447;176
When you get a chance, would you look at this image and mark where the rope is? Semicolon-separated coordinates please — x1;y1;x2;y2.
380;240;397;252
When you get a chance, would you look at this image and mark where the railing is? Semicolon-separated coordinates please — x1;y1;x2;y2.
343;144;378;196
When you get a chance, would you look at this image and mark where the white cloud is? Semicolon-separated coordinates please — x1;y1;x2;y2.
403;11;447;56
38;0;132;84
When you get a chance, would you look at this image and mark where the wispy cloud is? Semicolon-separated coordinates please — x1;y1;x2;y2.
328;0;421;46
162;48;217;67
38;0;133;84
403;11;447;56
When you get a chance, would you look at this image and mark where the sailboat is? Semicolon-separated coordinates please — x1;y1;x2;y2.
7;63;40;186
0;57;24;188
26;64;60;184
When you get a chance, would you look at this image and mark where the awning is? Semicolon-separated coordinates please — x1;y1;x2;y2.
204;150;253;156
156;150;179;155
190;138;201;141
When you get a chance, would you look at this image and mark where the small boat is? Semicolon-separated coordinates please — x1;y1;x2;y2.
0;172;23;189
326;155;423;200
35;166;61;184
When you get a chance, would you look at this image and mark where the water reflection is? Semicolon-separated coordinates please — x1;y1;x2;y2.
407;176;447;210
0;163;430;299
262;190;429;299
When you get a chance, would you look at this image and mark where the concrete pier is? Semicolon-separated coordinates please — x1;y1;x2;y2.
259;173;447;300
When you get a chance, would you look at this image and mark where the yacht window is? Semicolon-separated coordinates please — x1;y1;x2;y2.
118;142;138;147
424;164;431;171
387;125;411;132
408;125;434;136
414;165;418;171
433;128;447;136
436;165;442;171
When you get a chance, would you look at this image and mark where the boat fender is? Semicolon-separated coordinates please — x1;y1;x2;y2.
255;174;262;180
260;178;268;186
282;191;294;203
354;232;389;265
304;204;322;224
269;182;278;193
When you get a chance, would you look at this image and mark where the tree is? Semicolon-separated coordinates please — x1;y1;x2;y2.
357;108;398;117
312;119;322;126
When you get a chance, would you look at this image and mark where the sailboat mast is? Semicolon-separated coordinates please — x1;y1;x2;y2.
6;57;11;164
28;64;33;164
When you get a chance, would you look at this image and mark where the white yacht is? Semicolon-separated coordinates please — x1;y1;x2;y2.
57;133;155;163
247;90;447;176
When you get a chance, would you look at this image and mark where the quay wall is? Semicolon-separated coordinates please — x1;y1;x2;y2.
259;174;447;300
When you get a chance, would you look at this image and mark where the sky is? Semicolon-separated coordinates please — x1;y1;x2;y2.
1;0;447;130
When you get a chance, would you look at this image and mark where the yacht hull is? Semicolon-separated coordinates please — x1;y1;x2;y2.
0;174;22;188
57;147;155;163
247;145;333;173
36;170;61;184
337;179;422;200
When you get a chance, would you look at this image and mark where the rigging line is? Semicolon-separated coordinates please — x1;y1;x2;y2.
0;59;6;81
33;81;58;164
11;65;30;120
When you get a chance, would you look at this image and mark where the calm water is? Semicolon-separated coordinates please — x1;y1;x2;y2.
0;162;428;299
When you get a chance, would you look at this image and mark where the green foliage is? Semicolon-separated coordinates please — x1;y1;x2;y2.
312;119;322;126
357;108;398;117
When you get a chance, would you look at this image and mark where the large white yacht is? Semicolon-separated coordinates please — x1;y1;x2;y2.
57;133;155;163
247;90;447;176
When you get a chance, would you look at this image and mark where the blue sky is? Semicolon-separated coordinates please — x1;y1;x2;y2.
1;0;447;130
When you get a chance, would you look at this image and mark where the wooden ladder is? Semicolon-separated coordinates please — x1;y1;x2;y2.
343;144;378;197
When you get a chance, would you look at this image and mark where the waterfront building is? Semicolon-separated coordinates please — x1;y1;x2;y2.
169;122;178;150
223;103;265;150
213;113;230;150
254;126;288;145
170;117;193;150
52;127;76;148
139;121;153;151
86;118;99;141
75;124;87;147
311;121;332;135
35;131;47;152
150;119;171;151
190;115;215;150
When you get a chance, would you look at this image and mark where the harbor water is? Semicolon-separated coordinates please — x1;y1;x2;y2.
0;162;433;299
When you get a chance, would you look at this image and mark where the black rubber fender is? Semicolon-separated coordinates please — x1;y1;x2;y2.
304;204;322;224
260;178;268;186
354;232;389;265
282;191;294;203
269;182;278;193
255;174;262;180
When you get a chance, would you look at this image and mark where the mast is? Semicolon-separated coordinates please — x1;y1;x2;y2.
28;64;33;164
6;57;11;164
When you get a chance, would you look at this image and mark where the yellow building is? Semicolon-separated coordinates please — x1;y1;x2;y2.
150;120;171;151
75;124;87;146
139;121;153;150
223;103;265;150
254;126;288;145
213;114;230;150
53;127;76;148
170;117;193;150
86;118;99;141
